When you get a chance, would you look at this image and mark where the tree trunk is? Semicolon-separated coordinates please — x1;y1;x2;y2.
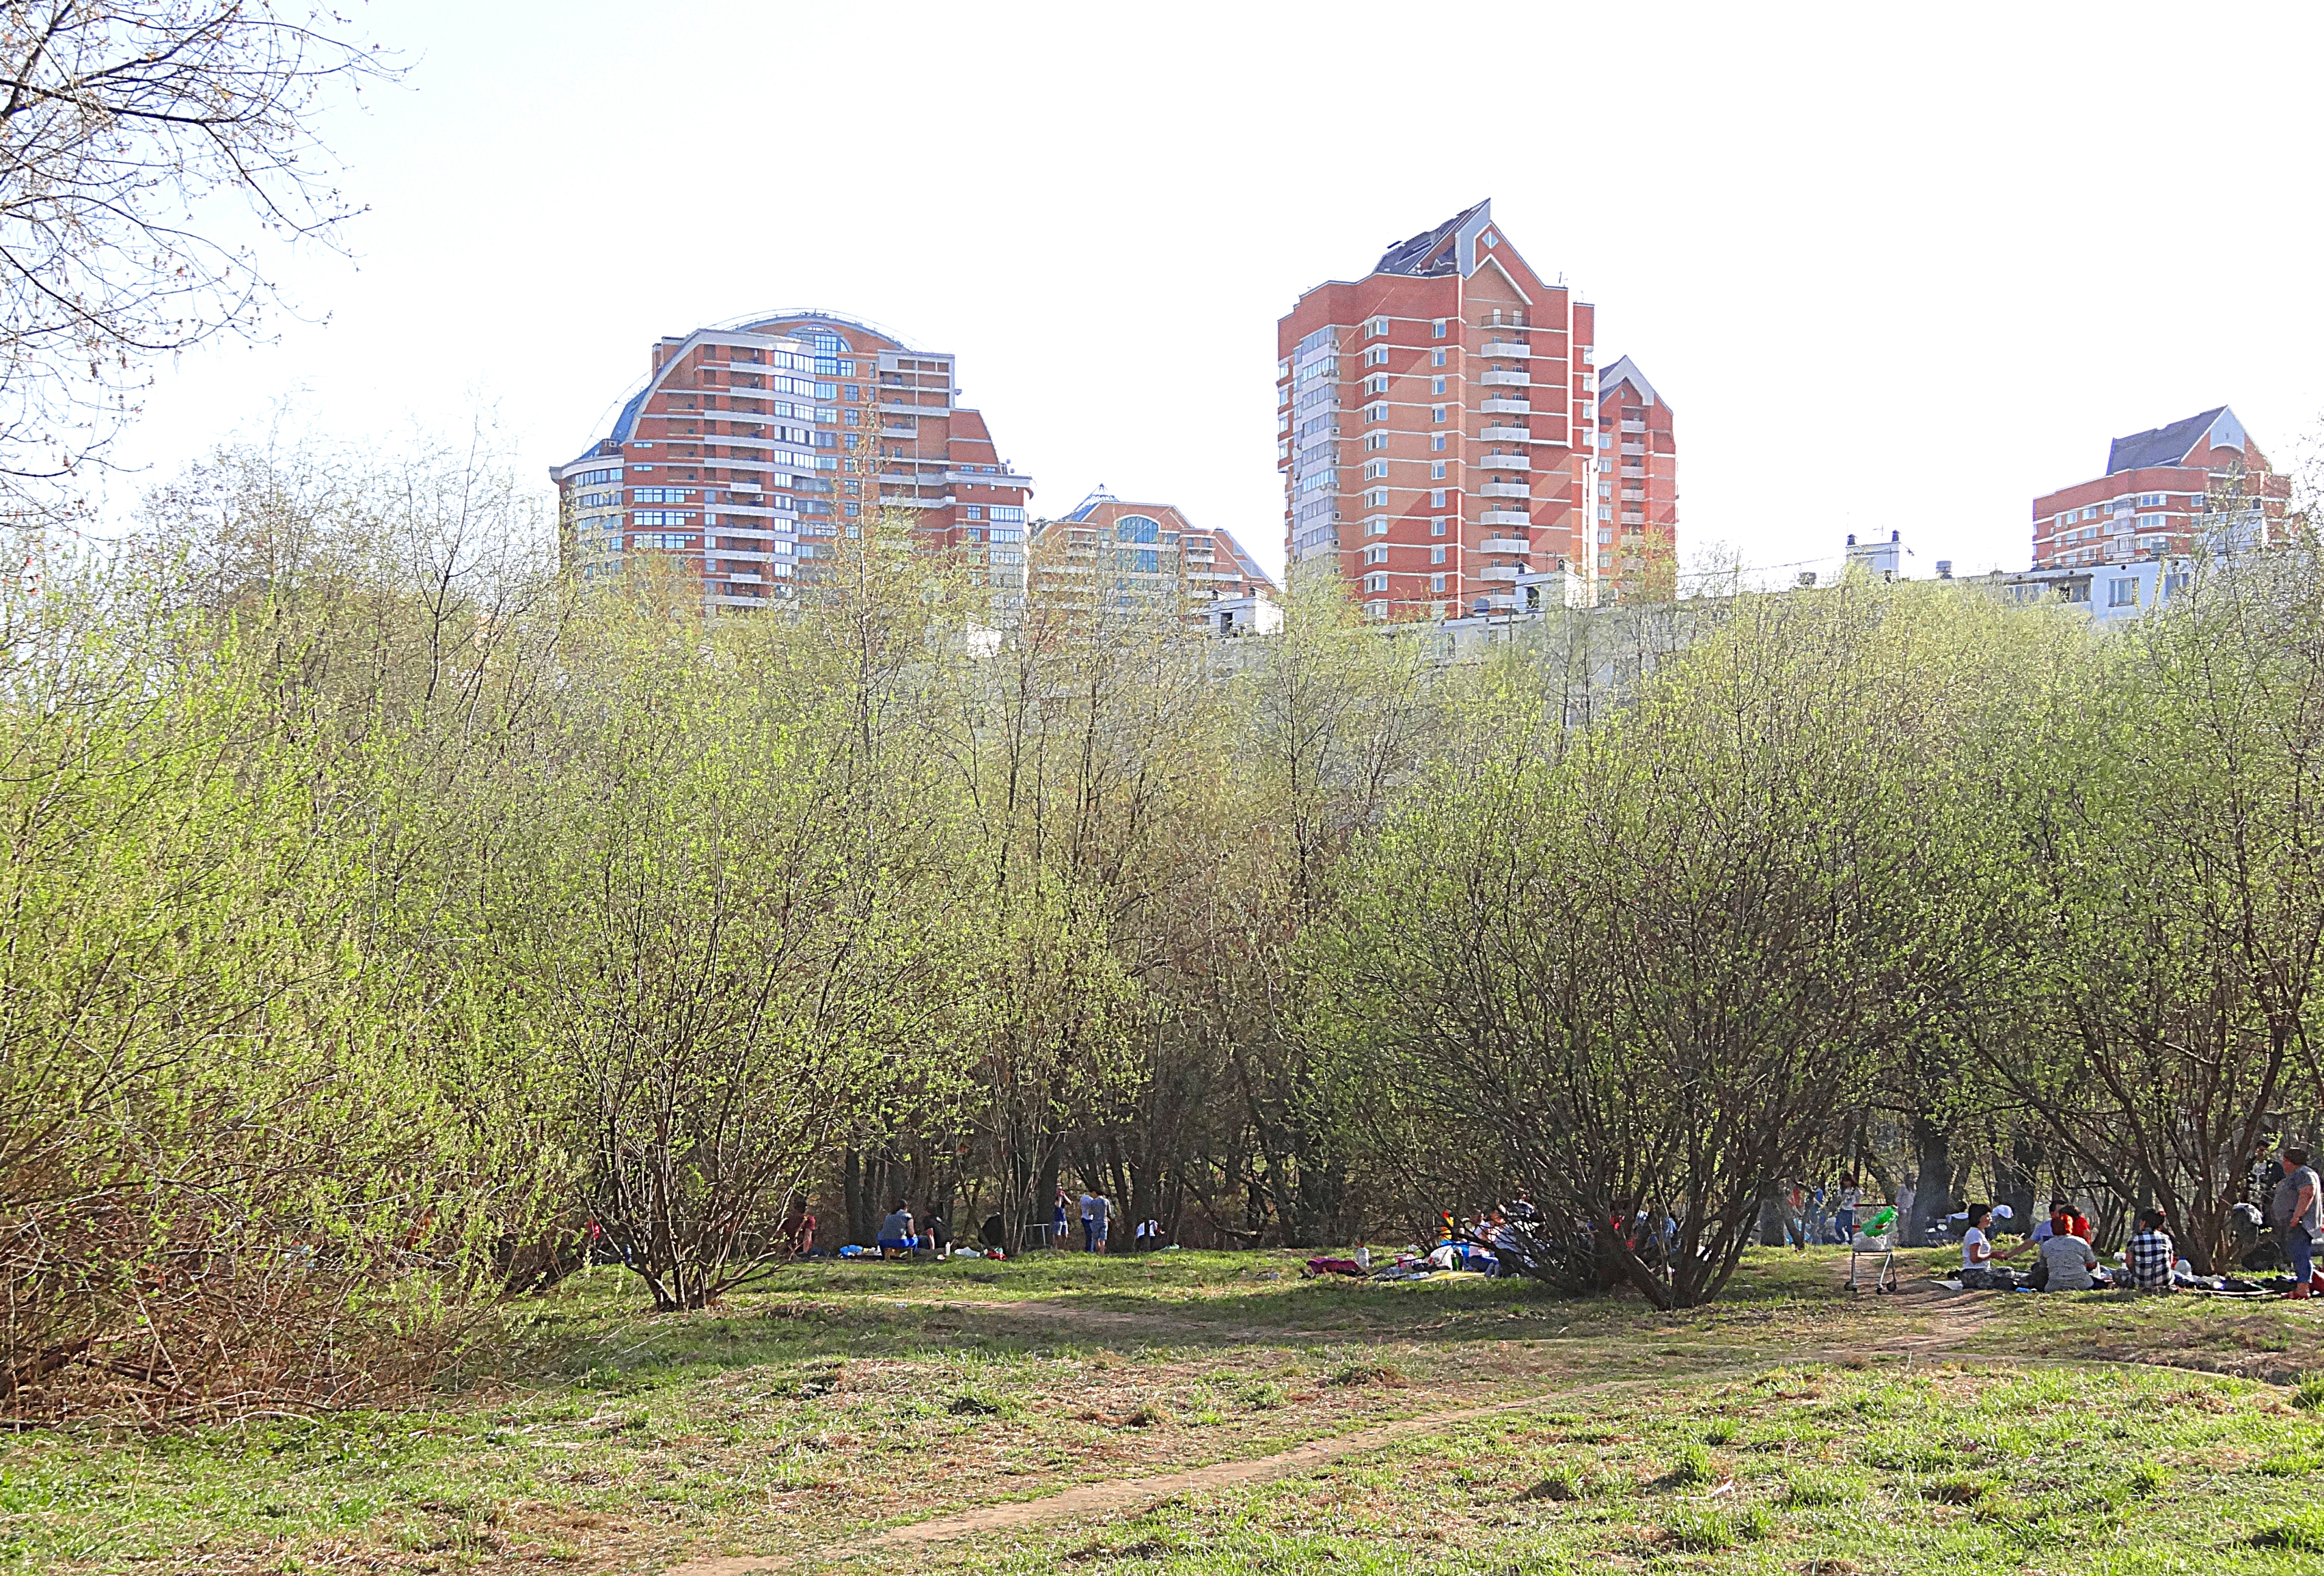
1994;1133;2037;1239
1905;1115;1952;1247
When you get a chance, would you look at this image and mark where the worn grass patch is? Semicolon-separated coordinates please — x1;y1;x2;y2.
860;1362;2324;1575
10;1249;2324;1573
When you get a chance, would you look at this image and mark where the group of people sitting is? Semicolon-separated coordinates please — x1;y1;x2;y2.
1956;1200;2130;1291
876;1200;951;1260
1952;1145;2324;1295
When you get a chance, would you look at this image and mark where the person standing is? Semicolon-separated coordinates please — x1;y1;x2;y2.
1078;1188;1097;1253
1835;1177;1861;1244
1052;1189;1070;1251
2272;1146;2322;1299
1089;1192;1112;1254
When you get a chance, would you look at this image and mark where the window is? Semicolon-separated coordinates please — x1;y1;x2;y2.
1597;529;1613;545
1366;347;1388;368
1366;374;1389;395
1432;489;1447;507
843;384;860;402
1367;573;1388;592
1364;459;1388;479
1431;573;1447;592
1116;515;1160;543
1430;546;1446;565
633;487;692;503
2109;579;2140;608
633;511;696;528
1432;319;1446;339
1369;316;1389;337
1431;405;1446;424
1599;506;1613;521
638;531;695;549
1432;377;1446;396
1431;462;1447;479
991;506;1026;522
1366;517;1389;535
1366;433;1386;450
1580;347;1595;366
1431;518;1448;536
965;505;984;521
1368;402;1387;423
574;467;622;487
1431;349;1447;368
1364;545;1386;564
1432;434;1447;452
1368;489;1388;507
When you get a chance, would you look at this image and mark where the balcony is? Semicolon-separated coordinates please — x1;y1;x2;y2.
1479;424;1532;442
1621;420;1646;434
1479;537;1530;555
1478;451;1529;470
1479;565;1523;582
1479;508;1529;527
1622;466;1645;478
1480;397;1531;414
1480;482;1530;500
1479;340;1531;359
1480;593;1519;610
1479;369;1531;387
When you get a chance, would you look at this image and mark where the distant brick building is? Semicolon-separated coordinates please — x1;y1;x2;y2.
551;312;1033;608
1276;200;1598;619
2031;406;2290;569
1028;489;1277;621
1593;356;1677;599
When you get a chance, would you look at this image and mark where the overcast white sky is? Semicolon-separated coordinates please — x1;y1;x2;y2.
106;1;2324;585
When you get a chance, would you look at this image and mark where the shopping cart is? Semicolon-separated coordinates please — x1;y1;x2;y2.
1849;1230;1896;1294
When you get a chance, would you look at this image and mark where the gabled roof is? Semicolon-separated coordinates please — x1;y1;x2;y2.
1375;200;1492;278
1597;355;1665;410
1211;529;1279;591
2107;407;2230;473
1063;485;1117;523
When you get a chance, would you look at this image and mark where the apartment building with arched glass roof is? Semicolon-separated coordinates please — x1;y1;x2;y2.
551;312;1035;608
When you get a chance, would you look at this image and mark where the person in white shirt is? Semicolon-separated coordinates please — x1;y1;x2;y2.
1960;1205;1997;1270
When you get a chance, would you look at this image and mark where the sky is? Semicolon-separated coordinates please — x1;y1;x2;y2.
105;1;2324;586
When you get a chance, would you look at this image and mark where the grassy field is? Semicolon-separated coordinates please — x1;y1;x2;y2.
5;1246;2324;1574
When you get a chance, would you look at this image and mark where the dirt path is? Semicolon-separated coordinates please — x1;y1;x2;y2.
658;1369;1725;1576
661;1270;2005;1576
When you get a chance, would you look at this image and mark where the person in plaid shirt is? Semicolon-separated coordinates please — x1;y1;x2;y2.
2125;1207;2176;1292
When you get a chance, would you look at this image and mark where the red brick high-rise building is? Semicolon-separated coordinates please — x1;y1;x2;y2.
1276;200;1597;618
553;312;1033;608
2030;406;2291;569
1593;356;1678;599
